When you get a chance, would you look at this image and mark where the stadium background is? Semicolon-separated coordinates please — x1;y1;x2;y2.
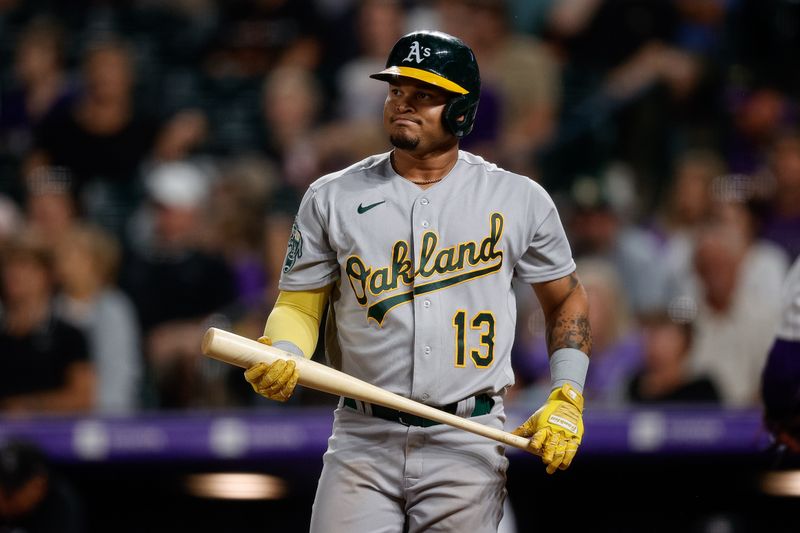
1;0;799;531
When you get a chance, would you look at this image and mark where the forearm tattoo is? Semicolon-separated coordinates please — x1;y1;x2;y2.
544;273;593;355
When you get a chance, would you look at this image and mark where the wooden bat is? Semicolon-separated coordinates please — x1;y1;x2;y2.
201;327;536;454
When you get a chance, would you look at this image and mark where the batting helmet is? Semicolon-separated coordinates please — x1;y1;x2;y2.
370;30;481;138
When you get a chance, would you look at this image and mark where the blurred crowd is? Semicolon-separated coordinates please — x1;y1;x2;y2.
0;0;798;414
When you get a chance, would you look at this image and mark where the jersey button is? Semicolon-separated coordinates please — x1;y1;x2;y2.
422;393;430;400
424;346;431;355
420;198;429;205
423;299;431;308
421;220;430;228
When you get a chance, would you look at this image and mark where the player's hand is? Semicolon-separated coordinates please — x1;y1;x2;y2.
243;336;300;402
512;383;584;474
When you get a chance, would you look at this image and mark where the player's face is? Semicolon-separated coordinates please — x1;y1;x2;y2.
383;78;455;154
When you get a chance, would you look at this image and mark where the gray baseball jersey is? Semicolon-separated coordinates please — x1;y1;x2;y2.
280;150;575;406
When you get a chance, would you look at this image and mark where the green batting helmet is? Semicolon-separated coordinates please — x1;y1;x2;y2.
370;30;481;138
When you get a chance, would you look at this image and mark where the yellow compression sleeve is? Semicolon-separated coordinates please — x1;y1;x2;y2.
263;286;332;358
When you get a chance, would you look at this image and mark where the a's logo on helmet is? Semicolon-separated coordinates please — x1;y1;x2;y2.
402;41;431;64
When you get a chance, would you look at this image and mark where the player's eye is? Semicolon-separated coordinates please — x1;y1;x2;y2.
416;92;430;100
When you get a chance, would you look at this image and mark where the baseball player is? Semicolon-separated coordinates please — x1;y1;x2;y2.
761;255;800;454
245;31;592;532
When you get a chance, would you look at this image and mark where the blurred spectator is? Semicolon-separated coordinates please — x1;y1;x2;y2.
53;224;142;414
731;0;800;98
204;156;277;308
658;149;723;238
567;175;669;314
120;161;237;408
513;258;642;407
541;0;706;203
0;18;75;195
724;87;796;175
574;257;644;406
259;65;324;192
0;439;86;533
204;0;323;79
668;174;789;309
711;183;789;303
504;0;554;36
0;232;95;414
335;0;405;123
257;61;390;285
687;197;787;406
439;0;561;175
626;306;720;405
28;37;207;238
673;0;728;55
761;255;800;453
657;150;723;297
760;129;800;261
318;0;404;177
23;166;78;249
247;64;329;308
0;194;22;250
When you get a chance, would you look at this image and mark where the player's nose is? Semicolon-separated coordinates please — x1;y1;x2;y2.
393;95;414;112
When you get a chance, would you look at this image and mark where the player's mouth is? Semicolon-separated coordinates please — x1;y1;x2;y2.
391;116;420;126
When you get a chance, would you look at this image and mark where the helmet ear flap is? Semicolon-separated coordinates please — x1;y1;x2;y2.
444;94;479;138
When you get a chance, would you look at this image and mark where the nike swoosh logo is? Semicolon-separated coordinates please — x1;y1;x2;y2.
357;200;386;214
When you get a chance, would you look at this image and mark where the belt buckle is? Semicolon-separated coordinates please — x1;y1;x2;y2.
397;413;412;427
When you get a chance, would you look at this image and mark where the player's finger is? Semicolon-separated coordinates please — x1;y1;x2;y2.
542;432;560;466
244;362;269;386
280;359;298;384
547;439;567;474
273;364;300;400
257;361;286;392
280;369;300;400
553;437;567;464
264;360;296;395
265;359;290;382
530;428;548;453
511;419;534;438
559;440;579;470
257;336;272;346
261;360;292;393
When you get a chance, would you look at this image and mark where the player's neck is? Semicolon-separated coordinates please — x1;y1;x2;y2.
391;145;459;187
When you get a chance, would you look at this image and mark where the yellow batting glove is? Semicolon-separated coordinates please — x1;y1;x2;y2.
512;383;584;474
243;336;300;402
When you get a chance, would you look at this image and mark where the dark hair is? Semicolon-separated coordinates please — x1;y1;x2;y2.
638;310;694;348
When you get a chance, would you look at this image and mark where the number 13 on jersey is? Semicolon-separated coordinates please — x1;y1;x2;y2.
452;310;495;368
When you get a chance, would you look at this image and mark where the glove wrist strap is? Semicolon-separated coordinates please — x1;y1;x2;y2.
550;348;589;394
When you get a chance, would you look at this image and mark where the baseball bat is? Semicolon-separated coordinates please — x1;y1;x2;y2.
201;327;536;453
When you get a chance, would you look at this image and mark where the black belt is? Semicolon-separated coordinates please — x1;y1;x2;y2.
342;394;494;428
